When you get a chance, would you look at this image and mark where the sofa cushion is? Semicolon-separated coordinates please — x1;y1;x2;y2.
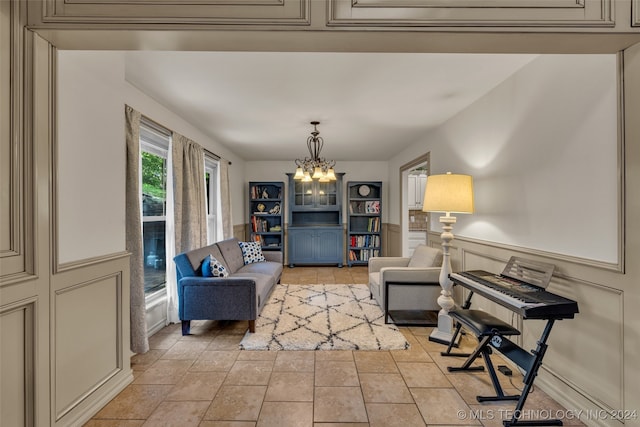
408;245;442;268
239;241;266;265
216;238;245;273
237;260;283;281
202;254;229;278
186;244;226;276
232;271;276;310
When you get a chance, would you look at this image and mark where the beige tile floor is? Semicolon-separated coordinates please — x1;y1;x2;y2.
85;267;584;427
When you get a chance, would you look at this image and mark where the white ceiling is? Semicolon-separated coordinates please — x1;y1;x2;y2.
124;51;537;162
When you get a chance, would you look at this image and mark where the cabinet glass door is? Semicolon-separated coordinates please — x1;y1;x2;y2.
317;180;338;207
294;180;314;207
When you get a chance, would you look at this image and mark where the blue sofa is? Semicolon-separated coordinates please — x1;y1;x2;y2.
173;237;283;335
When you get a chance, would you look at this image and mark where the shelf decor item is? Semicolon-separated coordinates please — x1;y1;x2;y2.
248;181;285;254
347;181;382;267
293;121;337;182
422;172;475;345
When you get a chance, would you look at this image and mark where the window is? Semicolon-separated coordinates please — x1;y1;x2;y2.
204;156;219;245
140;120;171;295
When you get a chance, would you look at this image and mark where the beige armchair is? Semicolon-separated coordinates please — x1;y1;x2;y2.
368;245;443;313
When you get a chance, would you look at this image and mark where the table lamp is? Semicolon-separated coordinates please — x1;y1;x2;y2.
422;172;474;345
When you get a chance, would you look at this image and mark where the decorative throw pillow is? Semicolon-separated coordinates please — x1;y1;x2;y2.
201;255;214;277
408;245;441;268
239;241;266;265
202;254;229;278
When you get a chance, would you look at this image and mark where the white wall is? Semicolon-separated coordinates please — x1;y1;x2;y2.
57;51;126;264
57;51;249;265
389;54;619;264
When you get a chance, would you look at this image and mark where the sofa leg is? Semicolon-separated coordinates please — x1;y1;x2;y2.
181;320;191;336
248;320;256;333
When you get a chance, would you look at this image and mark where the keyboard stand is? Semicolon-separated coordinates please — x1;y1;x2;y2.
447;309;564;426
441;290;475;358
447;309;521;402
505;319;562;427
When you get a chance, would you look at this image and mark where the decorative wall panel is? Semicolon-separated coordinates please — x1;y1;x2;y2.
0;0;33;283
524;275;623;411
329;0;614;27
0;302;34;427
37;0;309;25
634;0;640;27
54;274;123;419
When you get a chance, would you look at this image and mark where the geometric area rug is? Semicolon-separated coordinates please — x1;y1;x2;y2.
239;284;410;351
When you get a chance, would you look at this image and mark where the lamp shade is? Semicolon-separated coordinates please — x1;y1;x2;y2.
294;167;305;180
422;172;474;214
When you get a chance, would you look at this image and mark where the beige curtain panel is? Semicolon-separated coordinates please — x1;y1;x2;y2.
220;158;233;239
167;132;208;323
125;105;149;354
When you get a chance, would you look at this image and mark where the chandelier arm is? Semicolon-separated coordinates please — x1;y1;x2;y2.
314;137;324;162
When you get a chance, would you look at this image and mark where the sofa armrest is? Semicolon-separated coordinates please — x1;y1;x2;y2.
380;267;441;284
177;276;258;320
368;257;411;274
263;251;283;264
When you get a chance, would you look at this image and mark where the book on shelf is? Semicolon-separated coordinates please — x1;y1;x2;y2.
367;217;380;232
251;216;270;232
349;234;380;248
251;233;265;245
365;200;380;213
348;249;380;261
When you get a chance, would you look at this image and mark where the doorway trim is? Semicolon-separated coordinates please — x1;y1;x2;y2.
399;152;430;257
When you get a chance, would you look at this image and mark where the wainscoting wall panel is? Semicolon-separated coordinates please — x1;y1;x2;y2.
385;223;401;258
50;254;131;426
0;0;32;283
429;230;626;423
54;274;122;419
0;300;34;427
523;276;623;412
30;0;310;25
328;0;615;27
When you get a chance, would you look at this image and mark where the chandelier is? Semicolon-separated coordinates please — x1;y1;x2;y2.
293;121;337;182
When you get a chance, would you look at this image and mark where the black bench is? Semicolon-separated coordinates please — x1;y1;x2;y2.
446;309;521;402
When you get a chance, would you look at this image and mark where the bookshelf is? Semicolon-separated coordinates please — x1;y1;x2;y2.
347;181;382;266
248;181;284;253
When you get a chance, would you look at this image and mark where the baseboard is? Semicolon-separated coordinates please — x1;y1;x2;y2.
58;371;134;427
494;352;620;427
534;371;622;427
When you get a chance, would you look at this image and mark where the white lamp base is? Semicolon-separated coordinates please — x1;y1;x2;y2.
429;311;460;346
429;212;459;346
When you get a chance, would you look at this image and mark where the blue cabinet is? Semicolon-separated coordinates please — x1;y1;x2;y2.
288;227;343;267
286;173;344;267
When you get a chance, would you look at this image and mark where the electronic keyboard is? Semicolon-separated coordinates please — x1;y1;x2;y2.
450;269;579;320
